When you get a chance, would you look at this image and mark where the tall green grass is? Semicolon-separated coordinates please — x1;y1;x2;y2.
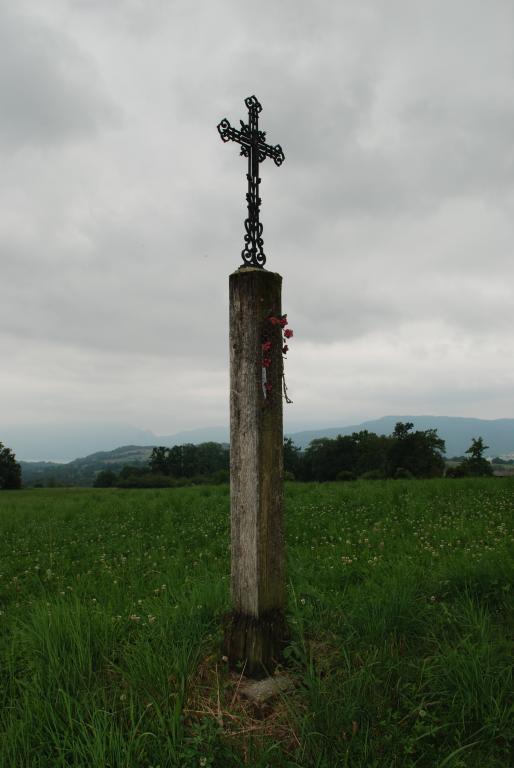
1;480;512;766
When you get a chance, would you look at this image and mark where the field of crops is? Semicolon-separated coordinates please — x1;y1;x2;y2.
1;480;513;767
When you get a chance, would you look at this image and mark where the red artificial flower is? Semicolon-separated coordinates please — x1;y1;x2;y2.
284;328;294;339
269;316;280;326
262;357;272;368
279;315;288;327
265;383;273;392
282;345;289;354
262;340;272;352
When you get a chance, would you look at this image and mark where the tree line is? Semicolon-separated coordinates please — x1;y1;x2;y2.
95;442;230;488
97;422;494;487
285;425;494;481
284;422;447;480
0;425;498;490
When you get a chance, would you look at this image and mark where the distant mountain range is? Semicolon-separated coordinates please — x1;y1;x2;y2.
3;424;234;463
12;415;514;486
20;445;155;487
6;416;514;463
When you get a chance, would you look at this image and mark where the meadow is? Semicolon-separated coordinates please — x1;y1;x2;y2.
0;480;513;767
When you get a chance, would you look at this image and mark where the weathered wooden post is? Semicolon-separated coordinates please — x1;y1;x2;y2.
218;96;288;678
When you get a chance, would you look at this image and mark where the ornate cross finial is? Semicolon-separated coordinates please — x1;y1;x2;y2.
218;96;285;268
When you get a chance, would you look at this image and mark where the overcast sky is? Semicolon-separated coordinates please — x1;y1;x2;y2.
1;0;513;440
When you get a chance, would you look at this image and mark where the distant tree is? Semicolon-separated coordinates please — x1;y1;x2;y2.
461;437;493;477
94;470;117;488
149;442;229;479
352;430;389;476
0;442;22;489
195;442;229;475
466;437;488;461
149;446;169;474
283;438;301;478
210;468;230;484
303;435;358;481
118;465;149;480
387;422;445;478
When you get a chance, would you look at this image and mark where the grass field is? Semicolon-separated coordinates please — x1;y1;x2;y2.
1;480;513;767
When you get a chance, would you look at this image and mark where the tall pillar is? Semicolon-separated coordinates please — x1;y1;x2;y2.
223;267;287;678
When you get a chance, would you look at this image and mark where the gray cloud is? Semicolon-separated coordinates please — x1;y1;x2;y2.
0;2;118;149
1;0;513;443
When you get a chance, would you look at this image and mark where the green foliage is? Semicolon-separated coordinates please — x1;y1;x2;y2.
283;437;301;477
93;470;117;488
299;423;445;481
335;469;356;481
394;466;414;479
149;442;229;479
466;436;488;460
445;464;468;478
359;468;385;480
0;441;21;490
303;435;358;481
388;422;446;478
209;469;230;485
449;436;494;478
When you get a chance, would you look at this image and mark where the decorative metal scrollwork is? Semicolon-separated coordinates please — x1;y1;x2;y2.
217;95;285;268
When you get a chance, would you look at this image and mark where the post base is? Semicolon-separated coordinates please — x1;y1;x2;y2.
222;609;289;679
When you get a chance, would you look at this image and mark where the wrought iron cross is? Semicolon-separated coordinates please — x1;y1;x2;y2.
218;95;285;268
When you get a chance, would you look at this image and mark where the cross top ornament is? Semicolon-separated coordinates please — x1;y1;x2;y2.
218;96;285;269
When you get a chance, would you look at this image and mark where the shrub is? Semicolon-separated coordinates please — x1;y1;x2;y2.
116;474;179;489
94;470;117;488
210;469;230;484
394;467;414;480
336;470;356;481
445;465;467;479
360;469;385;480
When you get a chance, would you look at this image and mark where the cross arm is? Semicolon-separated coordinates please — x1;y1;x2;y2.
217;118;250;147
260;141;285;166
